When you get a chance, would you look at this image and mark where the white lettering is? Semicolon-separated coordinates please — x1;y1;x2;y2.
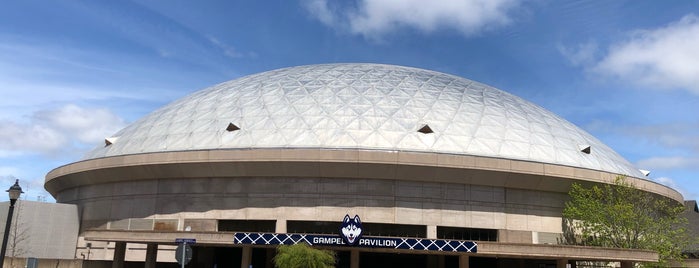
357;238;397;247
312;236;397;247
312;236;345;245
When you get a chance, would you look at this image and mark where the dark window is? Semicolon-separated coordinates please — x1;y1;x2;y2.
437;226;498;241
287;221;340;235
417;124;434;134
362;223;426;238
218;220;276;232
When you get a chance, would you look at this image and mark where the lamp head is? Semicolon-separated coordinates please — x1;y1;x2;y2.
7;179;23;201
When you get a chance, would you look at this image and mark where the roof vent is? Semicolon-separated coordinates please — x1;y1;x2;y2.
578;144;591;154
640;169;651;177
226;122;240;132
105;137;119;147
417;124;434;134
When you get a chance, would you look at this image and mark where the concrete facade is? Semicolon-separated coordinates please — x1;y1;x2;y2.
0;200;79;260
44;149;681;267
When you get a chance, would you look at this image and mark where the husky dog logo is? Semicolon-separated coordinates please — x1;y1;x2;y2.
340;214;362;245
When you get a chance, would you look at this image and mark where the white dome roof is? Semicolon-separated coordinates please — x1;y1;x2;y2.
86;63;644;178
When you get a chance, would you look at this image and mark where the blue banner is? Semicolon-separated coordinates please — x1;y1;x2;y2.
233;233;477;253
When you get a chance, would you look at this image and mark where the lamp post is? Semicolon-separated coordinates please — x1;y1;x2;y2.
0;180;23;268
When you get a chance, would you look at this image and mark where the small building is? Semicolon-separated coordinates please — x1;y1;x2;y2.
0;200;79;266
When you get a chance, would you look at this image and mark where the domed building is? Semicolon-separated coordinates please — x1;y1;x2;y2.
45;63;681;268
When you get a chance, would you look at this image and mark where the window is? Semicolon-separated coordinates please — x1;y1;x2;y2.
287;221;340;235
437;226;497;241
218;220;275;232
363;223;426;238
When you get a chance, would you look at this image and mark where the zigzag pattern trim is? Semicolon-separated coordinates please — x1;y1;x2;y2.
233;232;477;253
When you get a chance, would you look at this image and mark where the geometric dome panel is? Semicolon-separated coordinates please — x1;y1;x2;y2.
84;63;645;178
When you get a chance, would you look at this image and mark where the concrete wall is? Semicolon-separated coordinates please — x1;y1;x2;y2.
61;176;567;261
61;177;565;234
2;257;83;268
44;149;684;264
0;200;79;260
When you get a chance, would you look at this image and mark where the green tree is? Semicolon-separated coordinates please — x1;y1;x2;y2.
562;176;689;267
273;243;336;268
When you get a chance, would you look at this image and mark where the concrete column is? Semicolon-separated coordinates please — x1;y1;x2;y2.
145;244;158;268
350;250;360;268
112;242;126;268
241;246;252;268
276;219;287;233
459;255;469;268
620;261;634;268
556;259;569;268
427;225;437;239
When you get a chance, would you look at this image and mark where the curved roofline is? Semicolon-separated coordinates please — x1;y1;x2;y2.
45;148;683;203
74;63;646;179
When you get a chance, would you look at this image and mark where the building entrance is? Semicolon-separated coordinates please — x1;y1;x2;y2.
197;246;466;268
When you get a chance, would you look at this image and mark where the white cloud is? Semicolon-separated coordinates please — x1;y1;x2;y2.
636;156;699;170
207;36;248;59
0;105;126;156
302;0;337;27
558;41;598;67
0;40;186;116
0;120;66;155
654;177;691;199
35;105;126;144
303;0;522;39
0;167;20;176
572;14;699;94
596;121;699;153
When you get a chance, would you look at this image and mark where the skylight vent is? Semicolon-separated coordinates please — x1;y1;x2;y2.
417;124;434;134
578;144;591;154
105;137;119;147
226;123;240;132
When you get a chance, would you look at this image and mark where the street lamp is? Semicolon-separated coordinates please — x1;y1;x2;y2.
0;180;23;268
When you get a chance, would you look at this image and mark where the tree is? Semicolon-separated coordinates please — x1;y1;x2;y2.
562;176;690;267
3;199;29;268
273;243;336;268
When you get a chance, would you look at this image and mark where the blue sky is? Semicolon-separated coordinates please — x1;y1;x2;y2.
1;0;698;201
